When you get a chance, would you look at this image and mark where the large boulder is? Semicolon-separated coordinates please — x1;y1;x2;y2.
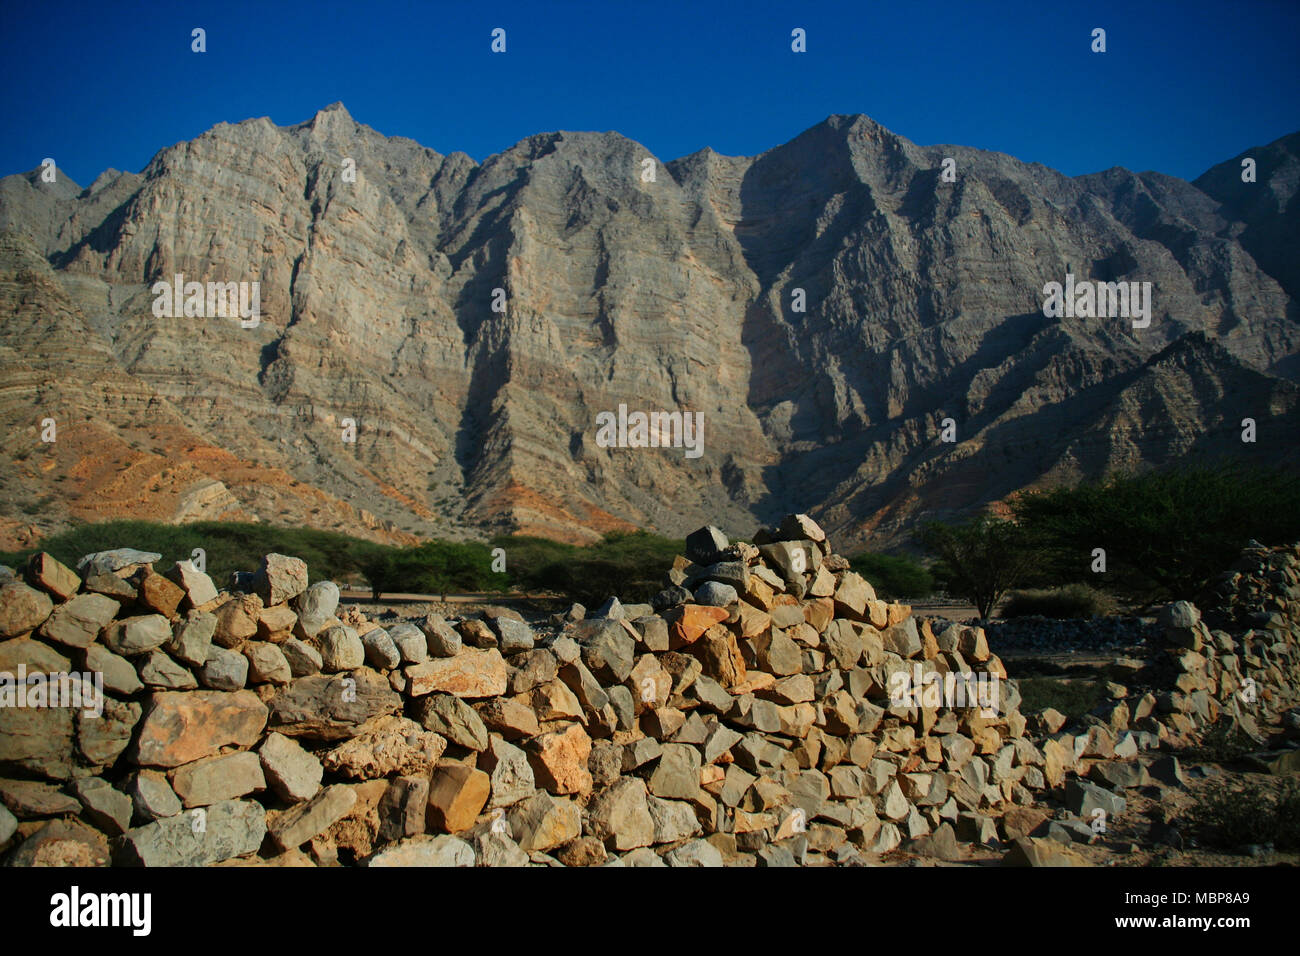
0;582;54;639
132;690;268;768
267;671;402;741
116;799;266;866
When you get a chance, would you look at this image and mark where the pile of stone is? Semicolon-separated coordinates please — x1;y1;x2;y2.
0;524;1295;867
980;615;1160;655
1038;542;1300;755
1153;542;1300;745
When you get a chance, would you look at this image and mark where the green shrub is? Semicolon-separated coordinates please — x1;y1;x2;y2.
1190;779;1300;851
492;529;682;606
1180;721;1261;765
1;520;393;589
848;552;933;600
1000;584;1116;619
2;520;686;607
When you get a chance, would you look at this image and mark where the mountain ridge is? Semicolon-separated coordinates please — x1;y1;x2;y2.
0;106;1295;552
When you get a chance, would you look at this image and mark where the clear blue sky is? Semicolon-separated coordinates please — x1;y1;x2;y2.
3;0;1297;187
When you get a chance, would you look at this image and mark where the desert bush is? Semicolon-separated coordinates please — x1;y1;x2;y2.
2;520;401;589
1190;779;1300;851
1180;720;1261;765
999;584;1116;619
516;530;683;606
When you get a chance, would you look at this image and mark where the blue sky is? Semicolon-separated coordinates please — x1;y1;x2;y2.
3;0;1297;187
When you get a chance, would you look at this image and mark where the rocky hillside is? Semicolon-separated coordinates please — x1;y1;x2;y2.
1;105;1296;549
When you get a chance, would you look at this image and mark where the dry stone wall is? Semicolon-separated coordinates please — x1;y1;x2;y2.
1;519;1297;866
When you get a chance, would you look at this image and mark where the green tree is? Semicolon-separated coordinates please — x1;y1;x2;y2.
1011;462;1300;607
847;552;934;600
919;515;1039;618
353;542;399;602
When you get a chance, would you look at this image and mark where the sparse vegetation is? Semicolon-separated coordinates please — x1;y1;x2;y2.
19;495;54;516
498;529;683;607
1000;584;1116;619
0;520;381;587
1190;779;1300;851
0;519;683;606
1180;720;1262;765
1016;677;1108;718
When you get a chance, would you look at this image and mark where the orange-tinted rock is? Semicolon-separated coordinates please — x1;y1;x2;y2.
426;763;491;833
665;605;729;647
688;625;746;689
133;690;269;768
134;569;186;618
887;603;912;627
526;723;593;795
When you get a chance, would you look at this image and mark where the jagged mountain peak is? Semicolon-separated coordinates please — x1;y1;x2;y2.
0;110;1295;552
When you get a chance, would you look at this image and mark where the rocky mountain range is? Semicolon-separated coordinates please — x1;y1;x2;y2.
1;104;1296;553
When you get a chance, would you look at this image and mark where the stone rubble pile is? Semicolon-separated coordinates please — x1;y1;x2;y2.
1147;543;1300;753
0;523;1296;867
980;615;1160;655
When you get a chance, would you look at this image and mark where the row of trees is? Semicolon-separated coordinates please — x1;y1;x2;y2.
919;462;1300;616
355;529;684;605
6;463;1291;614
0;521;685;606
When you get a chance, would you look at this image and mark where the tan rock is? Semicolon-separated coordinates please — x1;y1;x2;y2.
734;602;771;639
426;763;491;833
170;751;267;807
586;777;655;850
527;723;593;795
474;697;541;740
0;582;54;639
531;679;584;722
507;792;581;852
165;560;219;608
866;600;890;630
257;604;298;642
802;597;834;632
405;647;508;698
322;715;447;780
39;592;118;649
213;593;263;648
25;553;80;601
244;641;293;685
269;784;357;851
627;654;672;712
743;575;777;610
